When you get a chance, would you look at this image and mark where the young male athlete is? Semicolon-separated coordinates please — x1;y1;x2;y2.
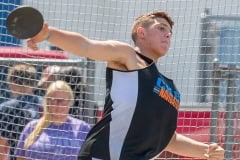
28;11;224;160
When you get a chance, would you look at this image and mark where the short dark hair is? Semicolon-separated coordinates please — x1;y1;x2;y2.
7;64;37;87
58;66;83;86
131;11;174;44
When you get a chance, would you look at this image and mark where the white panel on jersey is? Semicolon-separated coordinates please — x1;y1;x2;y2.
109;71;138;159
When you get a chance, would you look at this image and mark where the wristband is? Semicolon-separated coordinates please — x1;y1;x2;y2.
45;33;51;41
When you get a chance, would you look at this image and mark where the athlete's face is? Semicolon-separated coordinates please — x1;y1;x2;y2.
143;18;172;58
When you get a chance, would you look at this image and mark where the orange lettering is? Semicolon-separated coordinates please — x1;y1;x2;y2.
159;89;179;110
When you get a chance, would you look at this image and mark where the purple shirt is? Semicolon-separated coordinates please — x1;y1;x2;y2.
15;116;91;160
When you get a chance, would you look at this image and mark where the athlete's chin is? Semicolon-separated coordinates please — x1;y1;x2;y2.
159;45;169;52
159;49;169;57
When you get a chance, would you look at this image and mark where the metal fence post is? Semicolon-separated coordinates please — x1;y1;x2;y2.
198;8;213;103
224;64;236;159
85;59;98;125
210;59;220;143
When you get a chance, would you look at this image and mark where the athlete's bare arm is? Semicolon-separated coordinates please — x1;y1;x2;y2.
27;23;145;70
165;132;224;160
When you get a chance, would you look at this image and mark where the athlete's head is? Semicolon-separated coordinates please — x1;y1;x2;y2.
131;11;174;45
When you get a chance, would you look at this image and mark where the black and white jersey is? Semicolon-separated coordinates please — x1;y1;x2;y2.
78;53;180;160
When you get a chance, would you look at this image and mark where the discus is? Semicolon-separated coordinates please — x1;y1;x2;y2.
6;6;44;39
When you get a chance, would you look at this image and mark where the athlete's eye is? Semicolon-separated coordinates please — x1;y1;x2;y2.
158;26;167;32
156;25;172;36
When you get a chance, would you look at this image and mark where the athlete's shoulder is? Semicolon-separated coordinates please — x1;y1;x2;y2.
107;51;151;71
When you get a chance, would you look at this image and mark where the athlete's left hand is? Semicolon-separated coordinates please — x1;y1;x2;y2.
204;143;224;160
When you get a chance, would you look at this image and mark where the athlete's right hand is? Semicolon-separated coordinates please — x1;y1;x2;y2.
27;22;49;50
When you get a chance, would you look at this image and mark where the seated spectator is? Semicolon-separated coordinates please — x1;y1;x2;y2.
35;65;61;96
15;80;91;160
0;64;42;160
58;66;85;119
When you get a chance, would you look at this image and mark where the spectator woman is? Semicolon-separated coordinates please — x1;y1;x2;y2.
15;80;91;160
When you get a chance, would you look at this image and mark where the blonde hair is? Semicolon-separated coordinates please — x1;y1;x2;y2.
131;11;174;44
24;80;74;148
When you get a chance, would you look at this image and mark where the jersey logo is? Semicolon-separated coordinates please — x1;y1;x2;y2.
153;77;180;110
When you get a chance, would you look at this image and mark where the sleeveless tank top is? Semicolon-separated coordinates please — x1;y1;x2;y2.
78;52;180;160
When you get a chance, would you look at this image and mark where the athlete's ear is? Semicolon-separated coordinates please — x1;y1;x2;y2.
136;27;145;39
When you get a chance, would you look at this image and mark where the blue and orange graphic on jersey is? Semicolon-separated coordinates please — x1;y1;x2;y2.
153;77;180;110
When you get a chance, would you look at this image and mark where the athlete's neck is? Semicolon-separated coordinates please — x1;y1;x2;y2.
134;47;158;63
